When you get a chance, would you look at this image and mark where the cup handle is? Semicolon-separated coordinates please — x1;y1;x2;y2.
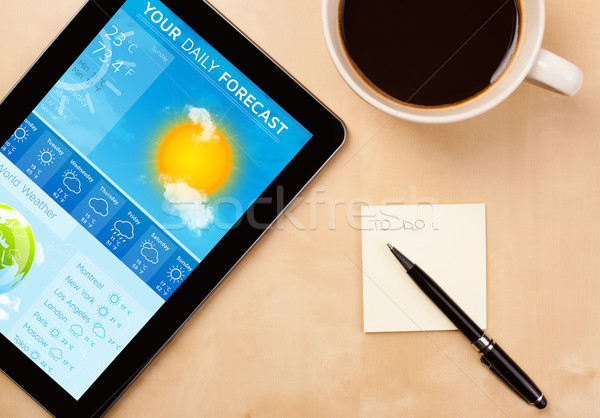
526;48;583;96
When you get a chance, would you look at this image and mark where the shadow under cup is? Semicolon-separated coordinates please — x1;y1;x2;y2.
339;0;522;109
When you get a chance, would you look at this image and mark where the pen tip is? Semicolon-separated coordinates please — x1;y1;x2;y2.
535;395;547;409
386;244;415;271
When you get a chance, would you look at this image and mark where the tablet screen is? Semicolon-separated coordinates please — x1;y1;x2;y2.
0;0;312;399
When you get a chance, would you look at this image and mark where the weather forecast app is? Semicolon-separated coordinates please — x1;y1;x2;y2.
0;0;312;400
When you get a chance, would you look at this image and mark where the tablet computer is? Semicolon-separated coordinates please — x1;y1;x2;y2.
0;1;345;415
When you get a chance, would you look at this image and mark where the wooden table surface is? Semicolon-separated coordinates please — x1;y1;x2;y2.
1;0;599;416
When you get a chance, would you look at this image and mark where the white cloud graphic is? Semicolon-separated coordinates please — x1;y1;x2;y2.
63;175;81;194
114;220;135;240
186;105;217;142
0;293;21;320
141;242;159;264
34;242;45;266
89;198;109;217
162;179;214;235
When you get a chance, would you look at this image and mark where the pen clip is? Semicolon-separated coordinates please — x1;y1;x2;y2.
480;357;529;403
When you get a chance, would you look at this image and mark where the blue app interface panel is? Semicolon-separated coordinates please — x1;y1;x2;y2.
0;0;311;399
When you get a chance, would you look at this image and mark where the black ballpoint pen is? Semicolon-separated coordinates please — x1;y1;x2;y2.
386;243;547;409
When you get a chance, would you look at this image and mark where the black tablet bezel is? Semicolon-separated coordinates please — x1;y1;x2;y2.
0;1;345;416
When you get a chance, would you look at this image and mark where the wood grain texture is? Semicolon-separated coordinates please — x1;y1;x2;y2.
1;0;599;416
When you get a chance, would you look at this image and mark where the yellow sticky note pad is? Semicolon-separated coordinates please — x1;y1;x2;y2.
361;204;486;333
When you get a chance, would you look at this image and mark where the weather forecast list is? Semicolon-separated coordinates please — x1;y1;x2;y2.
5;252;151;398
2;113;194;300
0;0;312;400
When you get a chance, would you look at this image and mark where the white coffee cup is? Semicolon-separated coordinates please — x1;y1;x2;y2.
322;0;583;124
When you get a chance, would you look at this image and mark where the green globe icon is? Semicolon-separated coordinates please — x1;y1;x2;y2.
0;203;35;293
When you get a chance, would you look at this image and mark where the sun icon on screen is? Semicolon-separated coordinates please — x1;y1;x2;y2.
13;126;29;142
157;122;233;195
38;148;56;166
167;265;183;283
97;305;110;318
50;327;60;339
108;292;121;305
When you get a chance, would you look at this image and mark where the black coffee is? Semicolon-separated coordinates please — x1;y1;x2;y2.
340;0;520;107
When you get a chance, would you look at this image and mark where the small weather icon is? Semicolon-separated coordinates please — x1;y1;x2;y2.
113;220;134;240
49;348;63;361
50;327;61;338
97;305;109;318
89;198;109;217
62;170;82;194
140;241;159;264
12;126;29;142
30;350;40;361
69;324;84;337
93;322;106;339
108;292;121;305
167;265;183;283
37;148;56;166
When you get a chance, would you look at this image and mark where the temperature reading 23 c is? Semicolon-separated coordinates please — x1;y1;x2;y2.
92;25;138;77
